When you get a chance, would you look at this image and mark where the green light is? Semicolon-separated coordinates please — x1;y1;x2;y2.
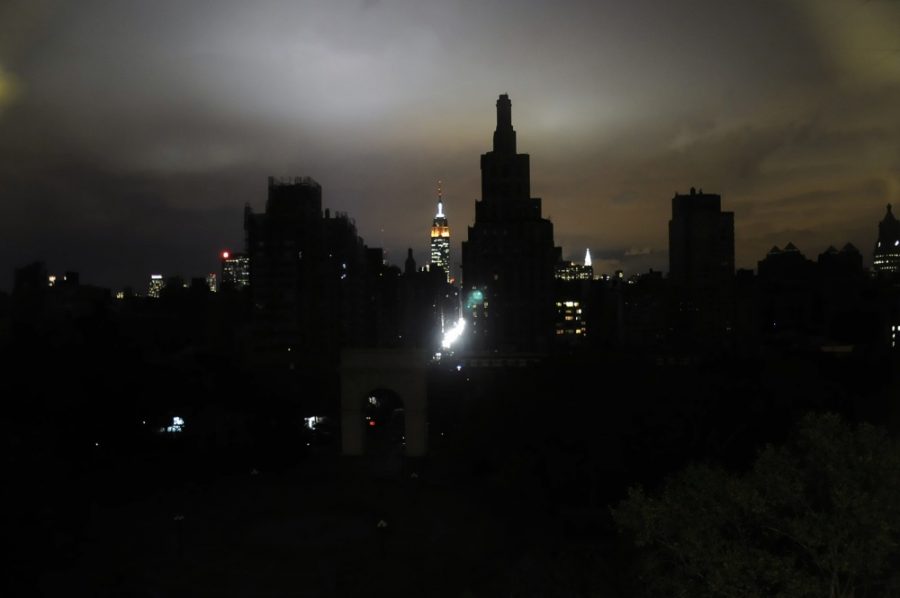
465;289;485;311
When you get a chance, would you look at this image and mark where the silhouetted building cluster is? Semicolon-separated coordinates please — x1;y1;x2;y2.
243;177;391;372
7;92;900;598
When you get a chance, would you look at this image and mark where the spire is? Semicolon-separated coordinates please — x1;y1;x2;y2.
492;93;517;154
584;248;592;267
436;180;444;218
404;248;416;275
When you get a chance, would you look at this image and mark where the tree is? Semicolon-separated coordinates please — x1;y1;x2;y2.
612;412;900;597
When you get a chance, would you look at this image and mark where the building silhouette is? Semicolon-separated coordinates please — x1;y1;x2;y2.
873;204;900;276
668;187;735;347
430;182;451;283
461;94;561;352
243;177;381;371
668;187;734;288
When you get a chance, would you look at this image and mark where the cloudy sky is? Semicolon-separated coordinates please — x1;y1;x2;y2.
1;0;899;289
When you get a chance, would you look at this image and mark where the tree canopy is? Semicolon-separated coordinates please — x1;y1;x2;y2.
613;412;900;598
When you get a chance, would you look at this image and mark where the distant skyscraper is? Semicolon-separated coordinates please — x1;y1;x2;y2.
555;249;593;281
668;187;734;288
873;204;900;275
206;272;217;293
462;94;561;351
148;274;165;298
220;251;250;289
430;181;451;283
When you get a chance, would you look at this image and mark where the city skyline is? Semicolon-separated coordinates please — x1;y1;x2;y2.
2;0;899;290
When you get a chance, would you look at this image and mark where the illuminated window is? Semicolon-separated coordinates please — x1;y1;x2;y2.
166;416;185;433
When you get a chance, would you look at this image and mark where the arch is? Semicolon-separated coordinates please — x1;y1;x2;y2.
340;349;430;457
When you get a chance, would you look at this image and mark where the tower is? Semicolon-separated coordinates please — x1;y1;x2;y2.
430;181;451;282
461;94;561;352
873;204;900;275
243;176;376;368
668;187;735;342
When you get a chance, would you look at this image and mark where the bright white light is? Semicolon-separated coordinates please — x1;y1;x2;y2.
304;416;324;430
584;248;592;267
166;416;185;433
441;318;466;350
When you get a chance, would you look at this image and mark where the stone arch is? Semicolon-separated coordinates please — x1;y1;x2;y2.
340;349;429;457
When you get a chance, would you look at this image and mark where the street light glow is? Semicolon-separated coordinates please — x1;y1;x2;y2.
441;318;466;350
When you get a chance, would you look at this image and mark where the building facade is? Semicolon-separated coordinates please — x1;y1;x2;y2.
220;251;251;290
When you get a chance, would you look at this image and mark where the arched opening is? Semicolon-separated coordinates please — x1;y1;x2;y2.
362;388;406;474
340;349;429;458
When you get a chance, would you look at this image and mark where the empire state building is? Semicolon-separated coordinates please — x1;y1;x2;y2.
430;182;451;282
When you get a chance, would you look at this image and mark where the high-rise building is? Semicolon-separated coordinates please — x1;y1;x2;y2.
148;274;165;298
430;182;451;283
873;204;900;275
206;273;217;293
243;176;384;369
220;251;250;290
668;187;734;288
461;94;561;352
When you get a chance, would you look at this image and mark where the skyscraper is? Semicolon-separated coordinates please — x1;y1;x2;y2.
462;94;561;352
430;182;451;283
243;176;381;369
873;204;900;275
668;187;734;288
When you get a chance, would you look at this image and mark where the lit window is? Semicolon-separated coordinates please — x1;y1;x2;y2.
166;416;185;433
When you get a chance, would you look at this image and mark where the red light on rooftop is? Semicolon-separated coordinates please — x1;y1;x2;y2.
222;251;230;259
368;420;376;427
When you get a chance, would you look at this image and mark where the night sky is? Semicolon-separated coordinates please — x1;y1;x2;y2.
2;0;899;290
